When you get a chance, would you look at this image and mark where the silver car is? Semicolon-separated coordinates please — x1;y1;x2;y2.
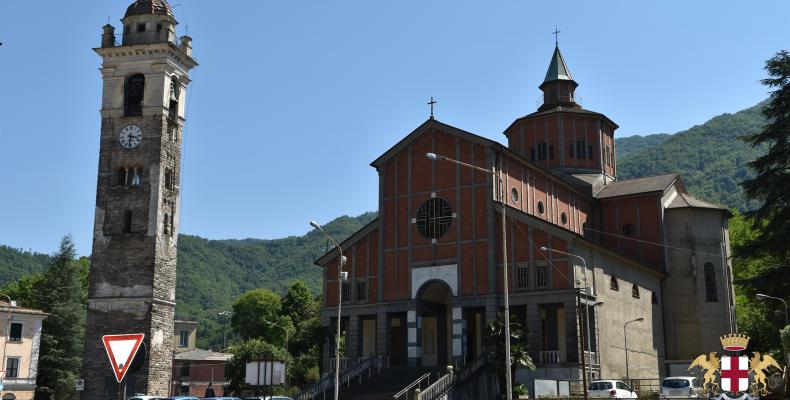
660;376;701;398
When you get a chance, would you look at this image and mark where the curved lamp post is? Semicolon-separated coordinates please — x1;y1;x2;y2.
756;293;788;325
310;220;347;400
426;152;513;400
623;317;643;381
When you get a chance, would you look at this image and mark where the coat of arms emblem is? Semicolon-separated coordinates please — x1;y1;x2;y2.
688;334;783;398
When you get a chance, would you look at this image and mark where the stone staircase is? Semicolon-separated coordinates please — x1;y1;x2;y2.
337;367;437;400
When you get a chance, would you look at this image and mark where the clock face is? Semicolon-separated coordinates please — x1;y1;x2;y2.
119;124;143;149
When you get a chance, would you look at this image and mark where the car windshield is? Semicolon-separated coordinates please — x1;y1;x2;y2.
589;382;613;390
663;379;691;388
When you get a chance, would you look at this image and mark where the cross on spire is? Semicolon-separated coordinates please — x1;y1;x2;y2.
553;26;560;46
428;97;437;119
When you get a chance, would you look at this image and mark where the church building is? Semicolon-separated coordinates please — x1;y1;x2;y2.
315;44;736;387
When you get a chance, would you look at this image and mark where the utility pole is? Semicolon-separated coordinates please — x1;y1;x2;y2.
219;311;231;349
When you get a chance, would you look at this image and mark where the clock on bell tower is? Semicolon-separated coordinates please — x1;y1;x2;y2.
82;1;197;398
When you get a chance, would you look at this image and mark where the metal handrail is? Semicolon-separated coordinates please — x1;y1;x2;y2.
394;373;431;400
416;371;452;400
293;355;382;400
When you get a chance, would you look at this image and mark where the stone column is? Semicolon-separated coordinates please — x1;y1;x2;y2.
452;306;464;366
407;309;420;367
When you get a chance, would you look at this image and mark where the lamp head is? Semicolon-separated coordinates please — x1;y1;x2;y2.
310;220;321;229
426;152;438;161
635;317;644;322
540;246;548;251
594;301;604;307
756;293;769;301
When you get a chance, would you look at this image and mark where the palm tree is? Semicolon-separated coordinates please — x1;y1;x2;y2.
486;313;536;399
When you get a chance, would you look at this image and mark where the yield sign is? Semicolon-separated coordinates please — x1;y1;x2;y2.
102;334;145;382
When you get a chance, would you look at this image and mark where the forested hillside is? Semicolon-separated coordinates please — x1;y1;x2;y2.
175;212;376;346
616;102;766;211
615;133;671;159
0;245;52;286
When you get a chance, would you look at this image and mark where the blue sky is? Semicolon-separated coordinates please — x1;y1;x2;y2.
0;1;787;255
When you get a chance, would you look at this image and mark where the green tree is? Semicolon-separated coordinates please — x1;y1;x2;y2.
231;289;292;345
35;235;87;400
226;339;287;395
741;50;790;259
486;313;535;399
282;280;318;325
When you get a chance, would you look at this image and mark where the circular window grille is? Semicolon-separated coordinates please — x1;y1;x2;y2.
416;197;453;239
622;223;635;237
511;187;519;203
537;201;545;215
561;212;568;225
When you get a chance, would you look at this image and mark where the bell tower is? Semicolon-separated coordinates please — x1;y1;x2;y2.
83;1;197;398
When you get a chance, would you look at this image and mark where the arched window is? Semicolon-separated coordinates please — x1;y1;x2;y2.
131;168;142;186
704;263;718;302
610;276;619;291
116;167;127;186
632;284;640;299
124;74;145;116
164;167;174;190
168;76;180;120
123;210;132;233
163;213;170;235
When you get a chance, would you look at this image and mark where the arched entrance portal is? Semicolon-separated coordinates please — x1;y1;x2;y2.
417;280;453;367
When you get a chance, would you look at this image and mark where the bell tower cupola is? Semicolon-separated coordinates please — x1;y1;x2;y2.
121;0;177;46
538;45;581;111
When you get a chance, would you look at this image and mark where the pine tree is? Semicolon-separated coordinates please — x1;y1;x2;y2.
35;235;86;400
741;50;790;259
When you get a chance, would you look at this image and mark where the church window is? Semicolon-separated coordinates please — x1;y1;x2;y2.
588;145;593;159
356;280;367;303
124;25;130;34
535;262;549;289
530;148;535;161
137;23;146;32
124;74;145;116
165;167;174;190
131;168;142;186
549;145;554;159
568;143;574;158
576;141;585;159
116;167;127;186
156;23;162;32
622;223;635;237
123;210;132;233
415;197;453;239
536;143;548;161
341;282;350;303
632;284;640;299
516;263;529;290
704;263;718;302
168;77;180;120
561;212;568;225
163;213;170;235
537;201;545;215
610;276;619;291
511;187;519;203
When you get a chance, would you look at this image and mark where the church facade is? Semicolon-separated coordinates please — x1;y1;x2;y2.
315;45;735;384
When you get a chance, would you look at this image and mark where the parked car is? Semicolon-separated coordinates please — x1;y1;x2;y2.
165;397;200;400
588;380;639;399
128;396;166;400
204;398;242;400
242;397;293;400
660;376;701;398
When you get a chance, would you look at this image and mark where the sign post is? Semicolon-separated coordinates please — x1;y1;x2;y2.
102;333;145;400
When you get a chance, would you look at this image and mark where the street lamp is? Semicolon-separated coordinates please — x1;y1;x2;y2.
263;319;291;388
623;317;643;381
540;247;596;385
426;152;514;400
218;311;231;350
310;220;347;400
756;293;789;325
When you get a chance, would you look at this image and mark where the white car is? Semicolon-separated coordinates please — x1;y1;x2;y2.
660;376;701;398
588;380;639;399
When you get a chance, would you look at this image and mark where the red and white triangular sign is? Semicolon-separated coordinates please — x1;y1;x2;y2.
102;334;145;382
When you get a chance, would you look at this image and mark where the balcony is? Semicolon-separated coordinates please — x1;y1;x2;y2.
539;350;566;365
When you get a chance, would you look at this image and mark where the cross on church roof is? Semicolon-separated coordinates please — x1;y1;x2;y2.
553;26;560;46
428;97;437;119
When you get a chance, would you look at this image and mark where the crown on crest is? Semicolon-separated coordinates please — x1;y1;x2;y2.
720;334;749;351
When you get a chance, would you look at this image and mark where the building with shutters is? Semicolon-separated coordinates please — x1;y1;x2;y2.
0;301;48;400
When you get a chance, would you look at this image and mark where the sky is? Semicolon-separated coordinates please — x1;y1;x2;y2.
0;1;787;256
